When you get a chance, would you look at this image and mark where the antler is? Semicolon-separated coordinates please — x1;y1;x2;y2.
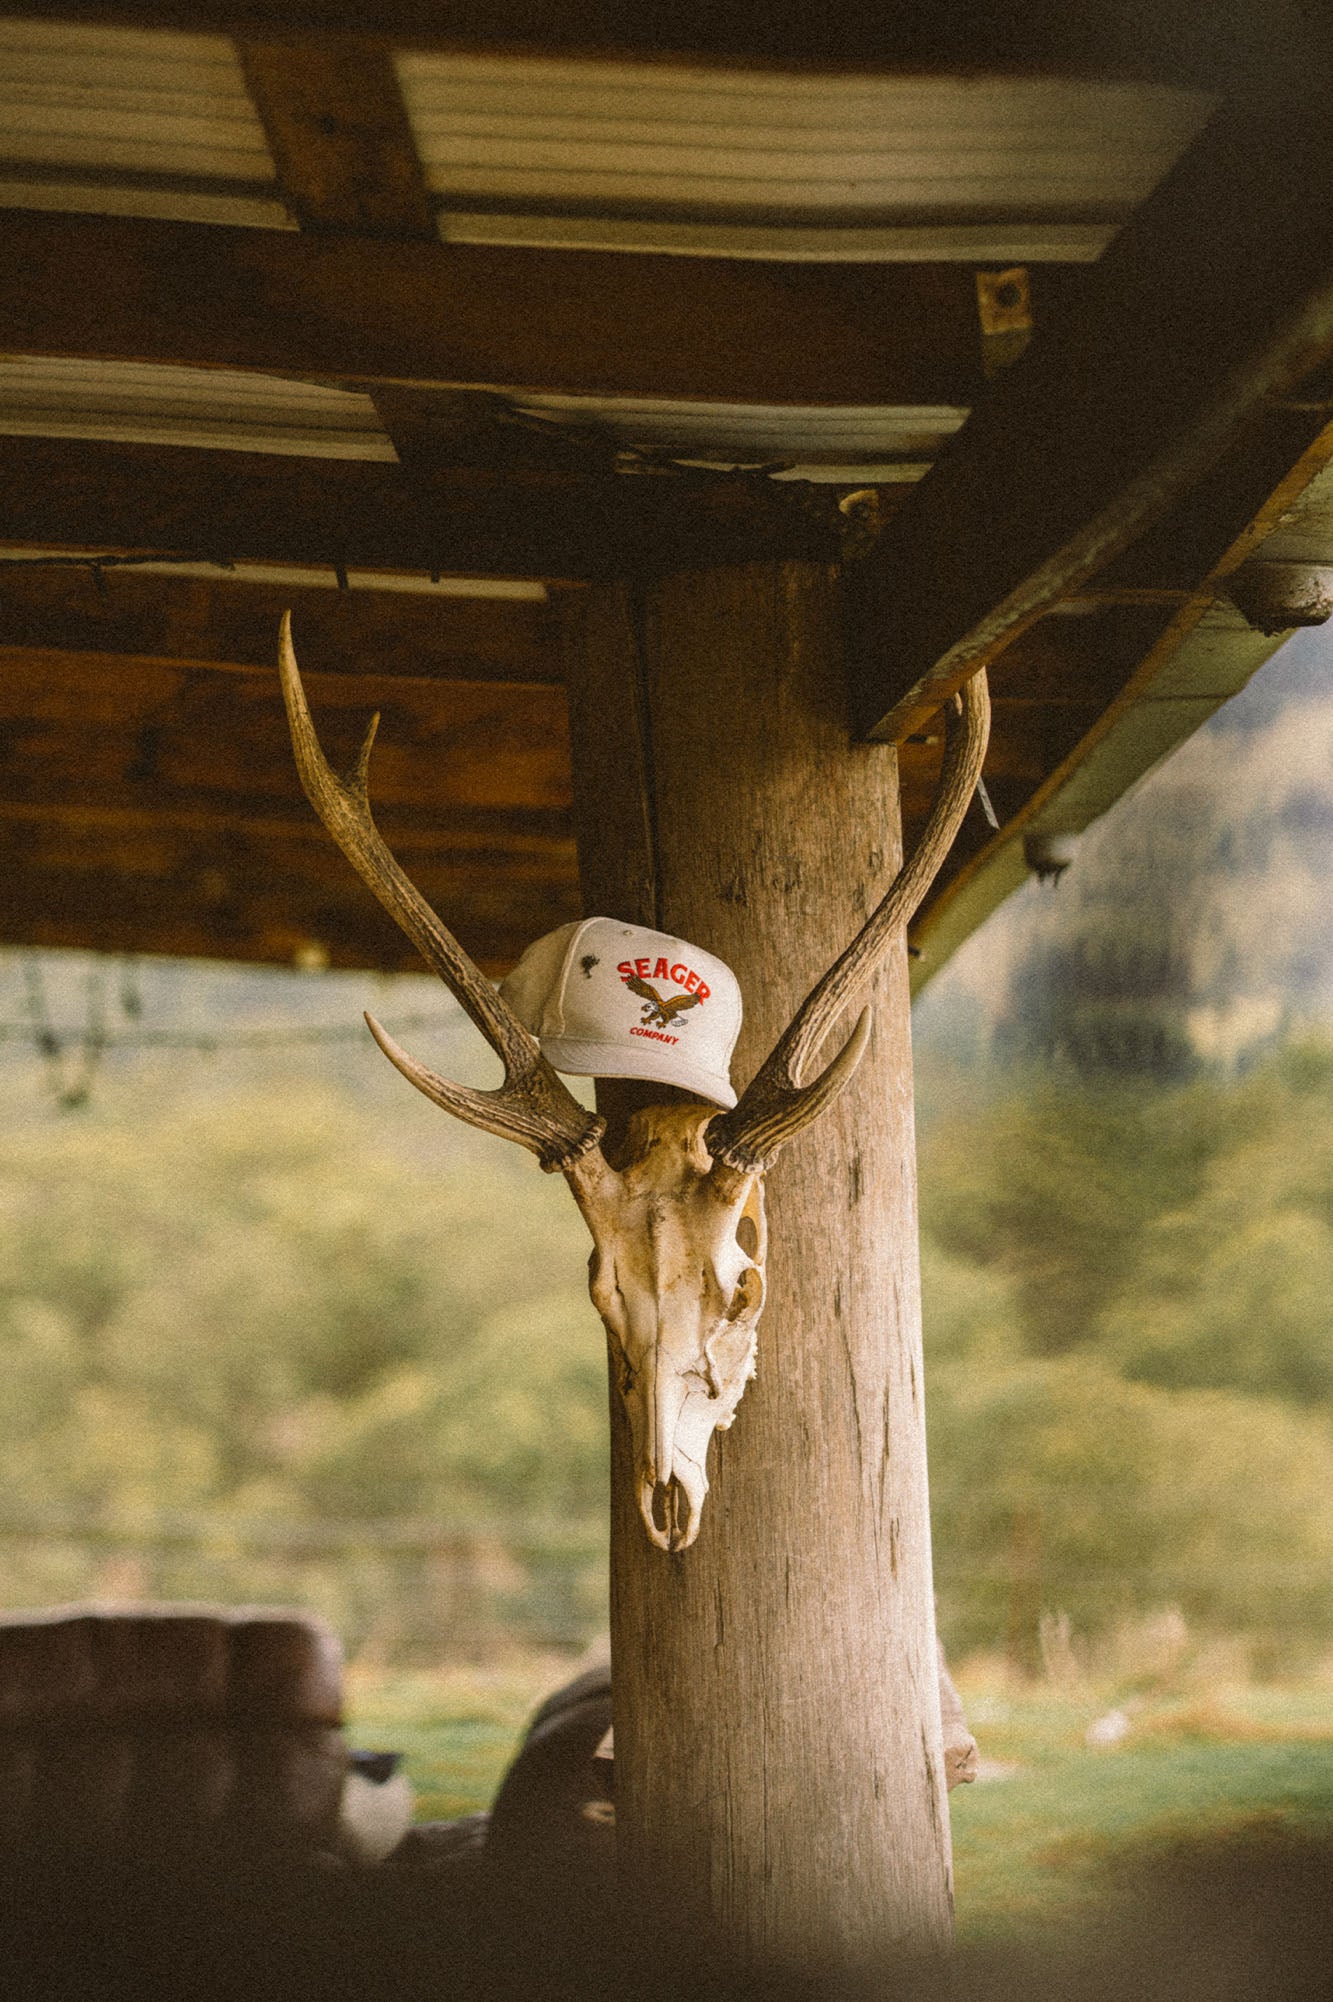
277;612;605;1172
709;668;991;1171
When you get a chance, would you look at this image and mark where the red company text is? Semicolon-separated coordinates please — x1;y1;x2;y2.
617;956;711;1002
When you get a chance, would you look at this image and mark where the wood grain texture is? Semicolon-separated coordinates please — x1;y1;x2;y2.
237;36;436;238
569;563;951;1975
0;643;579;970
562;582;658;933
236;34;466;477
0;438;842;582
0;652;571;811
0;570;562;683
0;209;1016;409
0;852;571;973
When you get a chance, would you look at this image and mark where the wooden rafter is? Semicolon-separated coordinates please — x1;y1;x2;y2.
0;650;571;808
905;410;1333;972
4;1;1326;94
236;36;435;239
850;88;1333;742
0;638;579;970
0;438;846;580
0;210;1036;412
236;34;462;469
0;569;564;683
2;849;577;975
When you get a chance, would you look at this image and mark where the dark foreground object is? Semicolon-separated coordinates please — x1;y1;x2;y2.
8;1822;1333;2002
6;1658;1332;2001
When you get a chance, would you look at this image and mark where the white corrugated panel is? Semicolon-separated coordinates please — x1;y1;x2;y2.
397;53;1214;262
0;351;958;480
0;16;289;227
509;392;966;479
0;358;396;461
442;213;1115;263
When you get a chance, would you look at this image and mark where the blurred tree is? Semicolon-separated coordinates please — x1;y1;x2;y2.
921;1041;1333;1664
0;1082;607;1657
919;1085;1209;1357
1104;1042;1333;1403
975;646;1333;1081
1;1039;1331;1668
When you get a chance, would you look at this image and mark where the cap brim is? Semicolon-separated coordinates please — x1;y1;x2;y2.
542;1035;737;1110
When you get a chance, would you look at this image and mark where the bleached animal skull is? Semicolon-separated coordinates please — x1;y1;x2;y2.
570;1103;766;1550
277;613;989;1552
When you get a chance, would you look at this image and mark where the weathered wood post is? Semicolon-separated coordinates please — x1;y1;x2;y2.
565;561;953;1978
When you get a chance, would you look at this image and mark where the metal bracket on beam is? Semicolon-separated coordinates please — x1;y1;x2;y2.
976;267;1033;377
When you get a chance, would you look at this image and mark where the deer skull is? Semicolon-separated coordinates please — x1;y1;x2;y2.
276;613;989;1554
569;1103;766;1551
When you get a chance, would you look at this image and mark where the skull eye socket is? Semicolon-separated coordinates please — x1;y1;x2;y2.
735;1213;760;1260
727;1266;763;1321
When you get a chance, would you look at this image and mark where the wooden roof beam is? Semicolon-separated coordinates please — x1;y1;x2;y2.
237;36;435;240
3;1;1325;94
0;209;1057;412
0;438;845;580
0;649;572;812
0;784;572;862
236;34;468;471
0;640;581;971
0;568;563;683
850;88;1333;742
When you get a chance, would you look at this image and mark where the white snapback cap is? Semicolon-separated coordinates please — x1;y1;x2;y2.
499;917;742;1108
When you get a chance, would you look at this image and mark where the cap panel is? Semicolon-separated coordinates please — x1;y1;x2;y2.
498;920;587;1040
499;916;742;1104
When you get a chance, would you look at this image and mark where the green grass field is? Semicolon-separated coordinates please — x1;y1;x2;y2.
947;1678;1333;1943
345;1655;1333;1945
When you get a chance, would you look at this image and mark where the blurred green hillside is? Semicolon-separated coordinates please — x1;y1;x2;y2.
0;1039;1329;1669
0;1073;610;1656
922;1042;1333;1668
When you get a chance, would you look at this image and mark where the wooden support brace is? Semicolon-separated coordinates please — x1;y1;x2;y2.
850;87;1333;742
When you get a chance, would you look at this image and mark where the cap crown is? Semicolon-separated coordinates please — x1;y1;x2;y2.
500;918;742;1108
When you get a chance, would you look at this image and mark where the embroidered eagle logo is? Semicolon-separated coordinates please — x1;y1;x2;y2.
626;976;705;1030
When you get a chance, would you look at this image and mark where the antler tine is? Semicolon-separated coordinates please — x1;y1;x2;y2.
277;612;604;1171
710;668;990;1172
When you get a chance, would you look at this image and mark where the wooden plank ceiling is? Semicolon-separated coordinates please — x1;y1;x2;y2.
2;3;1332;979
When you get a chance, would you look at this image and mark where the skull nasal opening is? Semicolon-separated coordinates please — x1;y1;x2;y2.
639;1473;691;1553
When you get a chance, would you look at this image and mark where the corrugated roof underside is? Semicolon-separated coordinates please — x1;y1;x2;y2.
0;352;954;479
397;54;1216;262
0;357;396;460
0;15;291;229
0;28;1216;257
509;393;968;477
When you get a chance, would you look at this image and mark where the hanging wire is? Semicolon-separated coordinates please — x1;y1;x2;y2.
118;956;144;1022
0;1011;458;1055
21;956;110;1110
4;951;460;1093
7;954;458;1106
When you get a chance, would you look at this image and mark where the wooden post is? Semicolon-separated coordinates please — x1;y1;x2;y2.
564;563;953;1979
